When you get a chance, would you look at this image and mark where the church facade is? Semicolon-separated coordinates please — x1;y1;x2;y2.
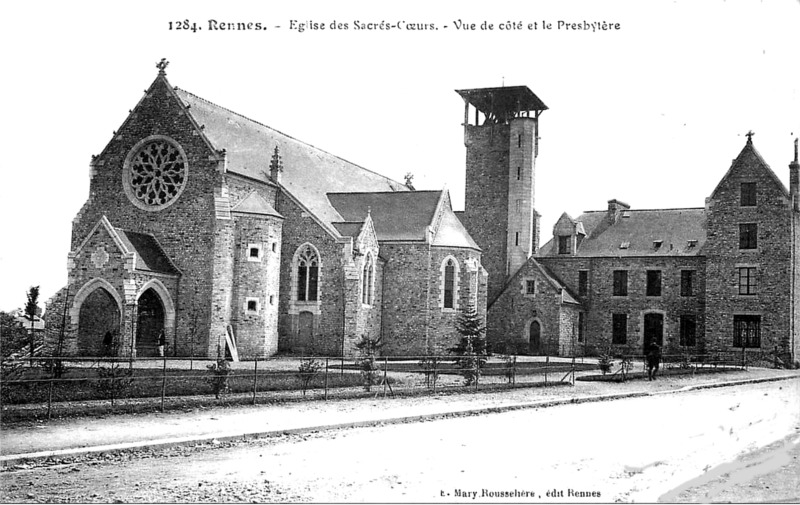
45;62;799;364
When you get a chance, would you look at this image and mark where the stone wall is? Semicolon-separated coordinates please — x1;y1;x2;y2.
704;144;793;362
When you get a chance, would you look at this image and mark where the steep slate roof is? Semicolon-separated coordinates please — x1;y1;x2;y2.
114;228;180;275
327;191;479;249
328;191;441;242
540;208;706;257
174;88;408;232
710;139;790;199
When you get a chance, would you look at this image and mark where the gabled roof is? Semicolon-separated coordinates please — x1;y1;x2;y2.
540;208;706;257
327;190;479;249
174;88;409;232
328;191;441;242
114;228;181;275
709;139;790;200
231;191;283;218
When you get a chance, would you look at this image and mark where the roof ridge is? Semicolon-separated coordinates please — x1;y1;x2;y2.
328;190;441;196
580;206;705;214
175;87;405;188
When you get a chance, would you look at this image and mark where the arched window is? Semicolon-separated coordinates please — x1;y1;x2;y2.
441;257;459;310
362;253;374;305
296;244;319;302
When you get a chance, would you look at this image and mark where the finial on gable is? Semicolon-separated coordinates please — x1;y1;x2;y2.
404;172;415;191
156;58;169;75
745;130;755;144
270;145;283;183
794;137;798;163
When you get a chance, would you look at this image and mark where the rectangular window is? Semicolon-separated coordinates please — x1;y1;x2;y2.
613;270;628;296
558;236;570;254
578;270;588;297
646;270;662;297
738;267;758;295
517;166;521;180
515;232;520;247
444;266;454;309
680;270;694;297
612;313;627;344
739;223;757;249
578;312;585;343
733;315;761;348
679;315;696;346
525;280;535;295
740;182;756;207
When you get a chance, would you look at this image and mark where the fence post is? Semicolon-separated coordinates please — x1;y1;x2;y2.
160;354;167;413
47;378;54;420
474;357;479;391
432;357;438;394
383;357;388;397
544;355;549;385
324;358;329;400
252;358;258;406
512;356;517;386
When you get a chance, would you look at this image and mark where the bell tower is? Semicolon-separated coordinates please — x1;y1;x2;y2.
457;86;547;302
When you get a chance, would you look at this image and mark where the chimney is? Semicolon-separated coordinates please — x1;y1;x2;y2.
790;138;799;211
607;199;630;223
270;145;283;184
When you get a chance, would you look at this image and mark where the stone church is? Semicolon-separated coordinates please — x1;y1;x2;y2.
45;61;489;359
45;61;799;364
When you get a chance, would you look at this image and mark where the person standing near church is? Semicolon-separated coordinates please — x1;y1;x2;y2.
157;329;165;357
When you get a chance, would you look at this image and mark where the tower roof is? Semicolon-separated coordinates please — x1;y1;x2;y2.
456;86;548;117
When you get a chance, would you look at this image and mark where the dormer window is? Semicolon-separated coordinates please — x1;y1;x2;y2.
740;182;756;207
687;240;697;249
653;240;663;251
619;241;630;250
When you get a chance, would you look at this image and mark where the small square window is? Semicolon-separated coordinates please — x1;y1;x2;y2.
245;298;259;313
247;244;262;262
741;182;756;207
525;280;535;295
271;243;277;253
739;224;757;250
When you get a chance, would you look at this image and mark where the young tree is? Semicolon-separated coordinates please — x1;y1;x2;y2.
449;304;488;386
24;286;40;366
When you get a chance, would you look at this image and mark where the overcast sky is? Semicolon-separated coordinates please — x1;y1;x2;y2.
1;0;798;312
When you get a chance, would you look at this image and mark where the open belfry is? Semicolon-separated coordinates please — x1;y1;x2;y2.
45;61;799;364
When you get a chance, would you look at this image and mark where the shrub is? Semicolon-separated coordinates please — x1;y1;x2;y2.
597;348;614;375
296;358;322;396
418;356;440;389
206;359;232;399
95;363;134;407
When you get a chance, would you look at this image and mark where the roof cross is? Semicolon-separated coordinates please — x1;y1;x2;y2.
156;58;169;74
745;130;755;143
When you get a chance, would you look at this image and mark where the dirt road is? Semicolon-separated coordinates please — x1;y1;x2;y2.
1;378;798;502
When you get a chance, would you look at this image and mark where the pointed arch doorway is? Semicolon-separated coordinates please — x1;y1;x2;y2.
136;288;165;357
529;320;542;355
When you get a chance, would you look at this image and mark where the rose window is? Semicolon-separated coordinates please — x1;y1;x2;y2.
124;137;188;210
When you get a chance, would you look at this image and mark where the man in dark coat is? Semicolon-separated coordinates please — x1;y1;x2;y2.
646;342;662;381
